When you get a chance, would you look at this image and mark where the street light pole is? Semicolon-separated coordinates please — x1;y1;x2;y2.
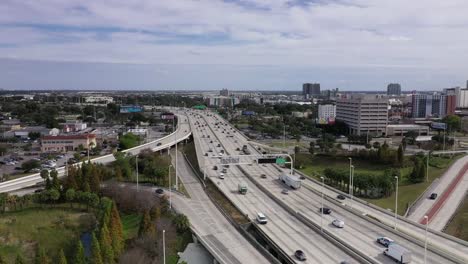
348;158;352;196
320;176;324;232
170;165;173;208
163;229;166;264
426;152;429;182
136;154;139;192
394;176;399;230
424;215;429;264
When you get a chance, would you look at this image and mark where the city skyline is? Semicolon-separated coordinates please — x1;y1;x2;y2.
1;0;468;90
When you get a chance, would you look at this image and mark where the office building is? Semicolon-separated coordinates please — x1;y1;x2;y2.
336;94;388;136
220;89;230;96
317;104;336;124
41;134;97;152
411;94;456;118
302;83;321;99
387;83;401;96
444;87;468;109
206;96;240;108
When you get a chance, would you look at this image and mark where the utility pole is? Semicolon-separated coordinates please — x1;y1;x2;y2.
136;154;139;192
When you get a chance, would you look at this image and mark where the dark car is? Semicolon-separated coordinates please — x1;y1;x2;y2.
299;176;306;180
430;193;438;200
294;250;307;261
156;142;162;146
155;189;164;194
337;194;346;200
213;166;218;170
319;207;332;214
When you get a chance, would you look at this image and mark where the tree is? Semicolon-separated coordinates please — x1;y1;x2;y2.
138;210;155;237
15;254;26;264
0;253;6;264
397;144;404;166
173;214;190;233
443;115;461;131
21;159;40;172
91;232;104;264
35;244;49;264
57;249;67;264
109;202;124;257
66;189;76;208
50;170;60;191
40;169;49;185
119;133;140;149
73;241;86;264
150;205;161;222
99;225;114;264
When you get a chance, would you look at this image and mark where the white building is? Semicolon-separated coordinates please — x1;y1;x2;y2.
84;96;114;104
206;96;240;108
336;94;388;136
317;104;336;124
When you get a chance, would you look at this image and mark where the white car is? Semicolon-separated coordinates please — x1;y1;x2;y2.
332;219;345;228
256;212;268;224
219;173;225;179
377;237;394;247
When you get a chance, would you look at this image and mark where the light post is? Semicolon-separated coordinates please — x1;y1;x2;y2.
136;154;139;192
173;117;178;191
348;158;352;196
168;164;172;209
163;229;166;264
424;215;429;264
394;176;399;230
320;176;324;232
426;152;429;182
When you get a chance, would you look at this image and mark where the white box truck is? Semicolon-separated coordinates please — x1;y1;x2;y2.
279;174;301;189
383;243;412;263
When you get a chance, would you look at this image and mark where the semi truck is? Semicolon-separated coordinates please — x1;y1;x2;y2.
279;174;301;189
238;182;248;194
383;243;412;263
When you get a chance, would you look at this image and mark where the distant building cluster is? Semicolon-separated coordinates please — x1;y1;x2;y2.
387;83;401;96
302;83;321;99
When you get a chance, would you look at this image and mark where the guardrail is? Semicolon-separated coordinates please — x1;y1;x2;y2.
294;169;468;251
236;165;376;264
301;181;467;264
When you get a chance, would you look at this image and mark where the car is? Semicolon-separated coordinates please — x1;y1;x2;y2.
157;142;162;146
236;147;240;151
294;250;307;261
213;166;218;170
155;189;164;194
256;212;268;224
337;194;346;200
219;173;225;179
281;189;289;195
332;219;345;228
377;237;394;247
429;193;438;200
299;176;306;180
221;168;227;173
204;153;208;156
261;174;267;179
319;207;332;214
34;189;44;193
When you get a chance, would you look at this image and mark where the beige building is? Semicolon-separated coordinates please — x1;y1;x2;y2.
336;94;388;136
41;134;97;152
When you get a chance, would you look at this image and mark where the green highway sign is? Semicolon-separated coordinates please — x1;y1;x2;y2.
276;157;286;164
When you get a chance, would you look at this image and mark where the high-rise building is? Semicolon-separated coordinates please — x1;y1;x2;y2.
411;93;456;118
336;94;388;136
302;83;320;99
220;88;230;96
387;83;401;96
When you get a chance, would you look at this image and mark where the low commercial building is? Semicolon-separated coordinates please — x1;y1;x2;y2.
61;122;87;133
84;96;114;104
385;124;429;136
41;134;97;152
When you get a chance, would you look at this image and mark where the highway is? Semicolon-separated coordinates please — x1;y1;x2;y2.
198;111;458;263
0;114;192;193
193;109;467;263
169;150;271;264
188;111;358;264
407;155;468;231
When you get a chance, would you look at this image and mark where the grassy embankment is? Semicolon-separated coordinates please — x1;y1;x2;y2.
297;153;461;215
445;196;468;241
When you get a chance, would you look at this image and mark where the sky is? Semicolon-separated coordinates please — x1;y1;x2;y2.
0;0;467;91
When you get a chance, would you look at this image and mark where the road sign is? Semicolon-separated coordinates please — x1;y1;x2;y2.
221;157;240;164
258;158;276;164
276;157;286;164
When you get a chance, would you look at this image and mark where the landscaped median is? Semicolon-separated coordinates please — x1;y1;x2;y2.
296;153;462;215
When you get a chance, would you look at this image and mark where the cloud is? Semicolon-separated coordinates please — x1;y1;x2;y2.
0;0;467;90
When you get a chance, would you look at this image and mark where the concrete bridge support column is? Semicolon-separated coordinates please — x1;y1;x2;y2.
192;234;199;244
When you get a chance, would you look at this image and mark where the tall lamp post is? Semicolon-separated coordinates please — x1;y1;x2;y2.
426;152;430;182
424;215;429;264
320;176;324;232
163;229;166;264
348;157;352;196
394;175;399;230
168;164;173;209
135;154;139;192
